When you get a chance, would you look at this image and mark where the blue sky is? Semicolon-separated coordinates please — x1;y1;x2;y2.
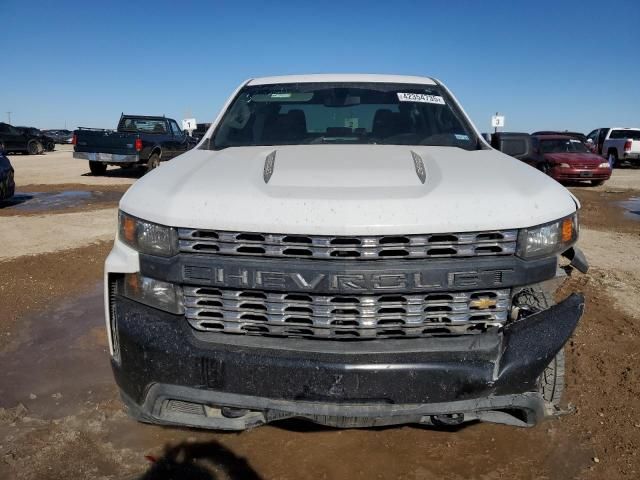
1;0;638;133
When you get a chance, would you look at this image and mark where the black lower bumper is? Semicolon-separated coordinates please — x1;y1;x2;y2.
111;294;584;430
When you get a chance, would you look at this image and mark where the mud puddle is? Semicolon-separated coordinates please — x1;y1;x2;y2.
619;196;640;221
0;189;122;215
568;188;640;233
0;283;113;418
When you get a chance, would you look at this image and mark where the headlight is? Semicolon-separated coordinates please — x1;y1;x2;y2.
517;213;578;259
120;273;184;314
598;162;611;169
119;211;177;257
557;163;570;168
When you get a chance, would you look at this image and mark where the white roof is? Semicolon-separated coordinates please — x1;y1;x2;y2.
248;74;437;86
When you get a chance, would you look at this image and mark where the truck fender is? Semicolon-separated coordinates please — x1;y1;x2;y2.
150;146;162;159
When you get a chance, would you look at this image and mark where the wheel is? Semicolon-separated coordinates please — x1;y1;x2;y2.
513;287;565;407
540;348;565;406
146;153;160;173
27;140;40;155
608;151;618;168
46;141;55;151
539;162;551;175
89;161;107;175
591;180;605;186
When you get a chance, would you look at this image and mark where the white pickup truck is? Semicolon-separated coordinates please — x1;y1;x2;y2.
105;74;588;430
586;127;640;166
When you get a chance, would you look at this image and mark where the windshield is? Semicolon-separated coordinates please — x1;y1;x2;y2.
540;138;589;154
208;82;479;150
610;129;640;140
118;118;167;134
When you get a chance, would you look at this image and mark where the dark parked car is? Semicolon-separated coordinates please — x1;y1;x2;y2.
490;132;534;163
532;131;587;144
191;122;211;141
17;127;55;151
73;114;197;175
532;135;611;186
0;122;44;154
0;147;15;201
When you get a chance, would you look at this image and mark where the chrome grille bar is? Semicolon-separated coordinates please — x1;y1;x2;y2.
184;287;510;339
177;229;518;260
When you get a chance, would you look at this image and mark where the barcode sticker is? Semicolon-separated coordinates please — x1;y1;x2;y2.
397;93;445;104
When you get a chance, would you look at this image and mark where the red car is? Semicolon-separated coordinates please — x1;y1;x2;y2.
532;135;612;186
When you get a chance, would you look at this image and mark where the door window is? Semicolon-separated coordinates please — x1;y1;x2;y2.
170;121;183;136
598;128;609;143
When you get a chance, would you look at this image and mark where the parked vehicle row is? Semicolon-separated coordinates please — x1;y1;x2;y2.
73;114;197;175
491;132;611;186
43;129;73;144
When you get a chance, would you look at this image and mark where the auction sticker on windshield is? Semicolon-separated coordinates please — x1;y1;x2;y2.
397;93;445;104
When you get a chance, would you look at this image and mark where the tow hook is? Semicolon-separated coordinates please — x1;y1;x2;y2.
431;413;465;426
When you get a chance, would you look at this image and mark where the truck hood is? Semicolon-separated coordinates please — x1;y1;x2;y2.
121;145;578;235
544;152;603;165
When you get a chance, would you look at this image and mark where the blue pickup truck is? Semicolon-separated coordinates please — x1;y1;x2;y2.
73;114;196;175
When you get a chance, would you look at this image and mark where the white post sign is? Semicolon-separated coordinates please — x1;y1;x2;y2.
182;118;197;132
491;115;505;129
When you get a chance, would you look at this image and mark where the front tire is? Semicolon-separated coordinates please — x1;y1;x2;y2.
89;161;107;175
27;140;41;155
146;153;160;173
513;287;565;407
540;348;565;406
608;151;618;168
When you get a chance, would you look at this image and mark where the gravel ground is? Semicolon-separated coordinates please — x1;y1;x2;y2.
0;149;639;479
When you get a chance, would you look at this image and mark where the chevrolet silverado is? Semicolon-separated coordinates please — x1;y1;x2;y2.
105;74;588;430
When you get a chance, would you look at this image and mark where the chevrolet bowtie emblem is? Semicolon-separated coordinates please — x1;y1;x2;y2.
469;297;498;309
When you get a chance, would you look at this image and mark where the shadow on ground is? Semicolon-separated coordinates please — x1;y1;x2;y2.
81;165;145;179
137;441;262;480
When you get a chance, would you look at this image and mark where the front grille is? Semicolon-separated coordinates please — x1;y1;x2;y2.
184;286;510;339
178;229;517;260
570;163;598;169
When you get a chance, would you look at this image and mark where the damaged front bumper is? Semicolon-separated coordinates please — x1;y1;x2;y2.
111;293;584;430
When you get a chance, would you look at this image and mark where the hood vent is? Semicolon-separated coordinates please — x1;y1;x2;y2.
411;151;427;184
263;150;276;183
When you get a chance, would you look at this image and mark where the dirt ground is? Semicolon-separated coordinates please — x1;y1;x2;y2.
1;149;639;479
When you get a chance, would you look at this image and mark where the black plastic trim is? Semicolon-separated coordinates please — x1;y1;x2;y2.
111;293;584;429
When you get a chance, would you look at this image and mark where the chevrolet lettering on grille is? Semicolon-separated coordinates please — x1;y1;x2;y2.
182;265;515;293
